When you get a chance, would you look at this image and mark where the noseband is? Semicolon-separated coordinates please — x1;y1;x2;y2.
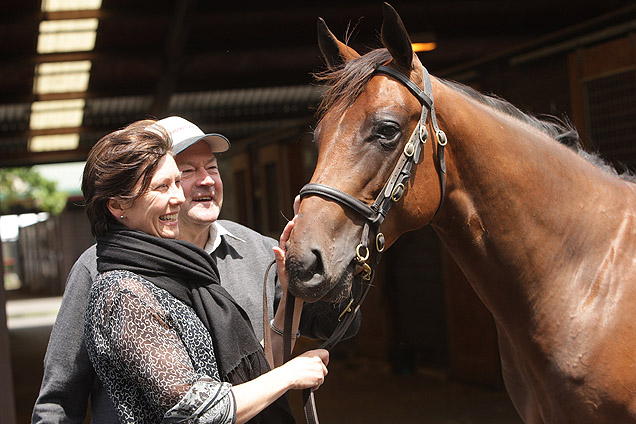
300;64;447;278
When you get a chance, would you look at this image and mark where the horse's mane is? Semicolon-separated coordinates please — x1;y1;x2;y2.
314;47;636;182
440;79;636;182
439;79;580;147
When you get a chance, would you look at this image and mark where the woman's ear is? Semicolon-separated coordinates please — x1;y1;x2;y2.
107;198;126;220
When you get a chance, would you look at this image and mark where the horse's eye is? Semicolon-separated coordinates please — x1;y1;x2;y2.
374;122;400;147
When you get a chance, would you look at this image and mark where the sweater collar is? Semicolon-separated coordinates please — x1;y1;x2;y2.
204;221;245;254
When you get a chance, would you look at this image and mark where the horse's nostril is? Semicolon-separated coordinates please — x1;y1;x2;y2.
310;248;324;276
287;246;326;286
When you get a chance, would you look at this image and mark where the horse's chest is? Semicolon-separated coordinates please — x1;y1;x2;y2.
499;335;636;423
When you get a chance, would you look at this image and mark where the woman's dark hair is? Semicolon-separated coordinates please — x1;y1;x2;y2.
82;119;171;237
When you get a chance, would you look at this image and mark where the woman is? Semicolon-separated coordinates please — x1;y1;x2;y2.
82;119;328;423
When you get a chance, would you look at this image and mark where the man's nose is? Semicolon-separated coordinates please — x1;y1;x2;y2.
196;169;215;186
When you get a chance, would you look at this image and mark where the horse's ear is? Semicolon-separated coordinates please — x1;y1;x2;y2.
381;2;413;70
317;17;360;68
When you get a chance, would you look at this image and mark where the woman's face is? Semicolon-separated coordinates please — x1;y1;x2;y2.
123;154;185;238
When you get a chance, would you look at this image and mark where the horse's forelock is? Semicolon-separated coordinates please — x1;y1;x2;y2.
314;48;393;121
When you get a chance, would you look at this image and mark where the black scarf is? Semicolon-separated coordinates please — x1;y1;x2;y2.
97;225;294;423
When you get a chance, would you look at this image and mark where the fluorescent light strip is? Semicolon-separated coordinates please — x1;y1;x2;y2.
29;134;80;152
34;61;92;94
37;19;98;53
41;0;102;12
30;99;86;130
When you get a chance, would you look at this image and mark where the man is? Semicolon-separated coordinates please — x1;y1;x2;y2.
32;116;360;423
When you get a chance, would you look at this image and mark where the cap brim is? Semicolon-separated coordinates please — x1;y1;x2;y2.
172;133;230;155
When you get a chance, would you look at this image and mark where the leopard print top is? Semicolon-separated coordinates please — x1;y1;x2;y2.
85;270;236;423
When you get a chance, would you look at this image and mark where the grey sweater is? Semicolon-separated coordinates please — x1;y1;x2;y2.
32;220;360;423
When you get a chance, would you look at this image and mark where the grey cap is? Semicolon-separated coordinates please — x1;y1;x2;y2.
147;116;230;154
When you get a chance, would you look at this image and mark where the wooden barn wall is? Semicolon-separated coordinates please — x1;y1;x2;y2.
17;207;92;295
469;55;572;119
381;226;447;372
18;218;63;294
569;35;636;173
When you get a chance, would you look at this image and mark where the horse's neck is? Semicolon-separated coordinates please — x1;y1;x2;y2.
429;80;635;329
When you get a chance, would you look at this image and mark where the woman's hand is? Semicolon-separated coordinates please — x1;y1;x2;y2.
280;349;329;391
231;348;329;423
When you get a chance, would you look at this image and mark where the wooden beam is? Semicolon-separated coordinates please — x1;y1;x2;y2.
149;0;197;117
0;147;91;168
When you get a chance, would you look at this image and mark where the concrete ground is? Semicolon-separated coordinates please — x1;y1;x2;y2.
7;293;523;424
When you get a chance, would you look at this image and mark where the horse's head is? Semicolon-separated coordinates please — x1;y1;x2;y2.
286;3;446;302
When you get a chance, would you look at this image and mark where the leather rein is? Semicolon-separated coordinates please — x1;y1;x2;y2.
272;64;447;424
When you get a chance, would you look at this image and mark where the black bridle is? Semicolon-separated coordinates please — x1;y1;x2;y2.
290;64;448;424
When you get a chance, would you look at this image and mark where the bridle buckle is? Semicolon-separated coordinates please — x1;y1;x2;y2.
337;297;355;321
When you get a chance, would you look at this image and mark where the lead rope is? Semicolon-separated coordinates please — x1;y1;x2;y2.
294;254;375;424
304;249;376;424
262;258;374;424
262;260;276;367
261;259;302;365
261;261;316;422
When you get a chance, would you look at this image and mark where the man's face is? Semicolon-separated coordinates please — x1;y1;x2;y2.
174;141;223;228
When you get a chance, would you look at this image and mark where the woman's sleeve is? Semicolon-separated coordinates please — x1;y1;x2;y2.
163;377;236;423
90;278;235;423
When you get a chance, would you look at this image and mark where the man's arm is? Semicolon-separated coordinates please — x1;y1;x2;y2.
32;245;117;424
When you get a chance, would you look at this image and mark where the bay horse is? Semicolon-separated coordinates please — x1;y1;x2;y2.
285;3;636;423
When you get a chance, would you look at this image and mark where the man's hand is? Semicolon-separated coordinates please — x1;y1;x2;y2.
293;194;300;215
273;215;296;292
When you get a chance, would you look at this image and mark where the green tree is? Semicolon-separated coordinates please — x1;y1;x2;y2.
0;167;68;215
